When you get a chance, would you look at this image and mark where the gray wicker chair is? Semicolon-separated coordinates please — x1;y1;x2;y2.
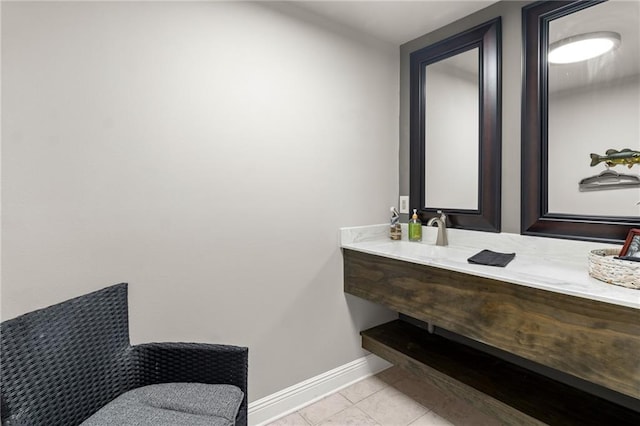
0;283;248;425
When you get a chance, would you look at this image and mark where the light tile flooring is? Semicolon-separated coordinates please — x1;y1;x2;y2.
266;367;503;426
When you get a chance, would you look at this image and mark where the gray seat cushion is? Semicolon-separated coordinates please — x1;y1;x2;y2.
81;383;244;426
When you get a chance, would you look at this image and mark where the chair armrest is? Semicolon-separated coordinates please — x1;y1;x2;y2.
131;342;247;389
130;342;248;426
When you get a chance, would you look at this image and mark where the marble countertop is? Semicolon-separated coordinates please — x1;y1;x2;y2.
341;224;640;310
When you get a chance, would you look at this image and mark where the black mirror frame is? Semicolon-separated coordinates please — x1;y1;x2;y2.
410;18;502;232
521;0;639;243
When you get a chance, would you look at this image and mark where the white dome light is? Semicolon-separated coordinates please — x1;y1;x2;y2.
548;31;621;64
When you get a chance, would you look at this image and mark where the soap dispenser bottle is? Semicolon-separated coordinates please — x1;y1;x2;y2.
408;209;422;242
390;207;401;240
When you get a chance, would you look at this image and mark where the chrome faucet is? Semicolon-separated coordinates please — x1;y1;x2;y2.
427;210;448;246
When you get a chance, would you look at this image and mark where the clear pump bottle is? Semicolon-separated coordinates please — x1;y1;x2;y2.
408;209;422;242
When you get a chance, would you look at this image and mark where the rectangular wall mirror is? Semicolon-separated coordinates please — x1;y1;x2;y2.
425;48;480;211
522;0;640;243
410;18;501;232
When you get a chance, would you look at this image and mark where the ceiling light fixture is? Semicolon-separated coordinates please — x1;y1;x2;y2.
548;31;621;64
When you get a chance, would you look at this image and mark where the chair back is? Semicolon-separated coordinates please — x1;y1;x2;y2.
1;284;132;425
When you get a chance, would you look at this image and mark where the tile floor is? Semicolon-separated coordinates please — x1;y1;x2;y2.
265;367;503;426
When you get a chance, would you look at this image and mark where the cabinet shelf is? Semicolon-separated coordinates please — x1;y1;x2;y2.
362;320;640;425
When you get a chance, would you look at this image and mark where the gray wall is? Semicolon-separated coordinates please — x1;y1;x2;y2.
400;1;535;233
1;1;398;401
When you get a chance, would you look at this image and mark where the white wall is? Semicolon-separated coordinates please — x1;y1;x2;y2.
425;54;479;210
1;1;398;401
548;75;640;216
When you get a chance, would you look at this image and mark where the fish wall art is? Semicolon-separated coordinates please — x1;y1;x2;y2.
580;148;640;193
590;148;640;168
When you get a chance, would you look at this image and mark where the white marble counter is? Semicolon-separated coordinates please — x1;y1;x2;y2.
341;225;640;310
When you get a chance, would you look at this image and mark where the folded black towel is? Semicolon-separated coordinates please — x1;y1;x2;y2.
467;249;515;267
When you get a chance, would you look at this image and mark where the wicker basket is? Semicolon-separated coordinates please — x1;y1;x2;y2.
588;248;640;289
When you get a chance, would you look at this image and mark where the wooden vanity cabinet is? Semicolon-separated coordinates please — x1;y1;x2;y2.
343;249;640;424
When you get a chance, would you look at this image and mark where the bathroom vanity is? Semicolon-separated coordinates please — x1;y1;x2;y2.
341;225;640;424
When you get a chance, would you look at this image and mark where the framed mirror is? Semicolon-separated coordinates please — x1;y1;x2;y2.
522;0;640;243
410;18;501;232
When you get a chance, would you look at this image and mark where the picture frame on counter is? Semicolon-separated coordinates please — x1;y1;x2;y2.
619;228;640;258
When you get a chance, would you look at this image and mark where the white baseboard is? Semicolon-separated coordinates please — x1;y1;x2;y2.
248;354;392;426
